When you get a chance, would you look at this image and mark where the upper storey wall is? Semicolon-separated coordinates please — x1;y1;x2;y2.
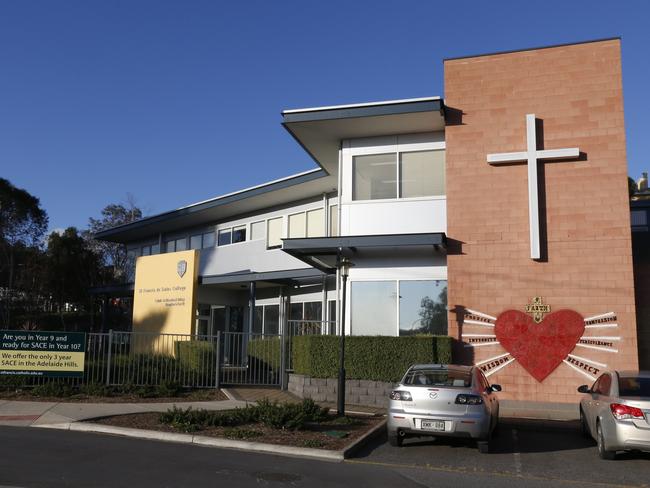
444;39;637;402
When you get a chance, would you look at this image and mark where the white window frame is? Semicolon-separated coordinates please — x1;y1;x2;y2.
217;225;247;247
343;135;446;205
346;277;448;336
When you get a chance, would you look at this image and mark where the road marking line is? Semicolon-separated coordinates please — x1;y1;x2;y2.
512;428;523;477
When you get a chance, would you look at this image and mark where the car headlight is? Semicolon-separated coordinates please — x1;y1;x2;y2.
389;390;413;401
455;394;483;405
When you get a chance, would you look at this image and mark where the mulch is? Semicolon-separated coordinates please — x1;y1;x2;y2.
92;411;384;450
0;389;228;403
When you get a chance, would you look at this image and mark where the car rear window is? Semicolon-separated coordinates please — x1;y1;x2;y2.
403;368;472;387
618;376;650;397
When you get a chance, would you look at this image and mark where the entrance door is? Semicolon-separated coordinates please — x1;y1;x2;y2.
210;306;245;365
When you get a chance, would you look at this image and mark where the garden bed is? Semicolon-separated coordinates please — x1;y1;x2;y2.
0;388;227;403
91;400;384;450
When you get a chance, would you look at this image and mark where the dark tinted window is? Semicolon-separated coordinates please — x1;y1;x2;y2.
618;376;650;397
218;229;231;246
232;226;246;243
593;374;611;395
403;368;471;387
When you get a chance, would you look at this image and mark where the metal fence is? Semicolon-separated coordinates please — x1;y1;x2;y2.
3;323;333;390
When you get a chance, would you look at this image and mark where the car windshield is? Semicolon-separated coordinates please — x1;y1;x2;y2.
403;368;472;387
618;376;650;397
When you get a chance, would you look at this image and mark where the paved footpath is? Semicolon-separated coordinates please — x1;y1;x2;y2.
0;398;248;427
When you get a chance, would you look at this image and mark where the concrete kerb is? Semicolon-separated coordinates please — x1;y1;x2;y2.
33;417;388;462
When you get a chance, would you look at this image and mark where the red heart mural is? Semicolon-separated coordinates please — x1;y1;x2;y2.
494;310;584;382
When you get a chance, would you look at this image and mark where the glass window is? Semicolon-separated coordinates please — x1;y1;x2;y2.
290;303;303;322
218;229;232;246
306;208;325;237
202;232;215;248
403;367;472;387
165;240;176;253
400;150;445;198
141;245;151;256
351;281;397;335
190;234;202;250
329;205;338;237
196;319;209;336
151;243;160;255
251;221;265;240
253;306;264;334
328;300;337;335
304;301;322;321
353;153;397;200
618;376;650;397
288;212;306;238
264;305;280;335
267;217;282;248
399;280;448;336
232;225;246;243
175;238;187;251
631;210;647;227
598;374;612;396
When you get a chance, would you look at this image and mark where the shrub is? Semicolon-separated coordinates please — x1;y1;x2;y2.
159;398;329;432
223;428;262;440
292;335;453;383
0;375;23;391
79;382;112;397
31;382;74;397
247;337;282;371
175;340;217;372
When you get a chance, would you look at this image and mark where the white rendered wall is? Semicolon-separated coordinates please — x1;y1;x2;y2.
341;251;447;336
340;132;446;236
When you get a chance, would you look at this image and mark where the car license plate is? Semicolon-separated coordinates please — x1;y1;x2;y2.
421;420;445;431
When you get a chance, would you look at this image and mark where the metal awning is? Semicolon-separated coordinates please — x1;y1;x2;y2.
282;233;447;273
200;268;326;287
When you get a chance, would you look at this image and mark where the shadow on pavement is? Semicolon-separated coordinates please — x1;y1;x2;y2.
352;418;604;458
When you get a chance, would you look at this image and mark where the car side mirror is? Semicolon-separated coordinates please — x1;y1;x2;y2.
490;384;502;392
577;385;590;394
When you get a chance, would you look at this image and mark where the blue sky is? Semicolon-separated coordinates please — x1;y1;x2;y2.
1;1;648;231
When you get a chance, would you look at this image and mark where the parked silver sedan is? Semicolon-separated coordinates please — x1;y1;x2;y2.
578;370;650;459
387;364;501;452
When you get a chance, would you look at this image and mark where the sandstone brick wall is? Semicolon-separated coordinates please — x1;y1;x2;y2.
444;39;638;402
288;374;392;408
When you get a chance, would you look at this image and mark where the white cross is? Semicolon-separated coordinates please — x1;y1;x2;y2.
487;114;580;260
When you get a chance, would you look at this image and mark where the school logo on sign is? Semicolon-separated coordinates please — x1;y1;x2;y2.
177;260;187;278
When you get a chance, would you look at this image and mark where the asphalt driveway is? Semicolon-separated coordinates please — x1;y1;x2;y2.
351;418;650;487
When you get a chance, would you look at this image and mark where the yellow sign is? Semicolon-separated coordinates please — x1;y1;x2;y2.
524;296;551;324
132;250;199;338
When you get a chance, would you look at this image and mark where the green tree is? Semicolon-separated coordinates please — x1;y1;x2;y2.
85;199;143;283
416;286;448;335
44;228;102;329
0;178;48;327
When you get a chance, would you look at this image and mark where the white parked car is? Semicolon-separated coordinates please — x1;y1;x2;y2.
387;364;501;453
578;370;650;459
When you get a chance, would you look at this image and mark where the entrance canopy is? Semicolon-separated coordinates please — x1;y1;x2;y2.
200;268;325;288
281;233;447;273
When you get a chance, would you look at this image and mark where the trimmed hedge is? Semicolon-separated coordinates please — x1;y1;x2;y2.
176;340;217;371
292;335;452;383
247;337;282;371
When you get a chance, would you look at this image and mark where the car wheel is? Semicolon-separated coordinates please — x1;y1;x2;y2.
388;433;403;447
580;408;590;438
477;440;490;454
597;421;616;460
492;418;500;438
